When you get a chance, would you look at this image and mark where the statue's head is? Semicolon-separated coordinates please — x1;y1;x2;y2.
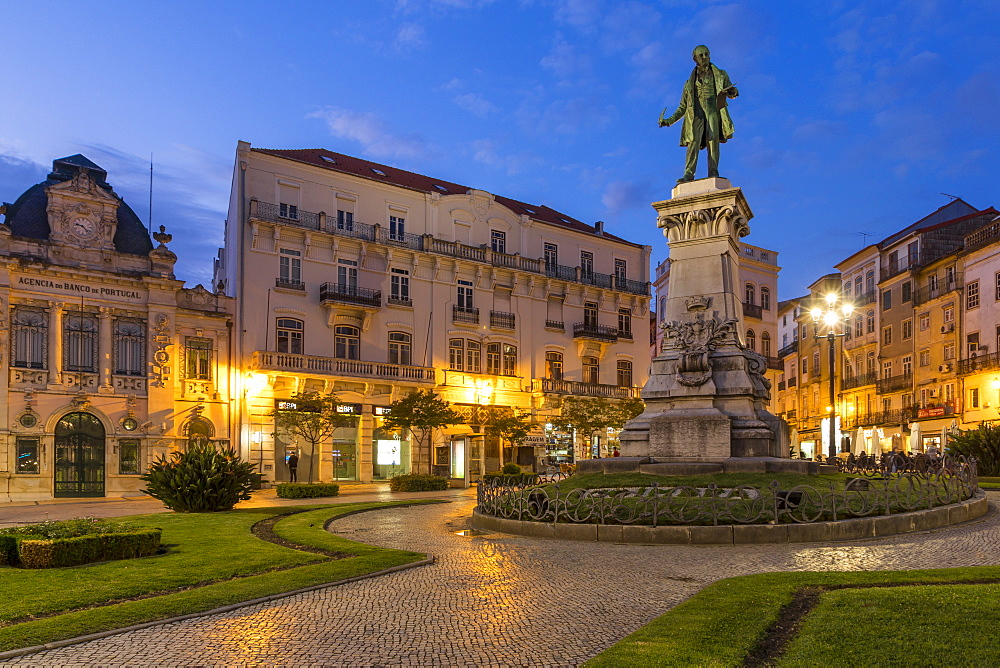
692;45;711;68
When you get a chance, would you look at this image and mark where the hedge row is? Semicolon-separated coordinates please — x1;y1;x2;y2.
389;474;449;492
275;483;341;499
5;530;162;569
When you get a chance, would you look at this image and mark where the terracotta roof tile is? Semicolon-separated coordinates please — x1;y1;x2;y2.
252;147;640;247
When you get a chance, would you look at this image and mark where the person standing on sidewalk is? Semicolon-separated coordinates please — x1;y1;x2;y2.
287;453;299;483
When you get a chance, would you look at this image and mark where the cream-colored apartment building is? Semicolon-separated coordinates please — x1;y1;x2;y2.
216;142;651;483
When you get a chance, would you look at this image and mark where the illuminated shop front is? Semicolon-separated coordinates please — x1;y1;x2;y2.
543;423;574;463
372;406;410;480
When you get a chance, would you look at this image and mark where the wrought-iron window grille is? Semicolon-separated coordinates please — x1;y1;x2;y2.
185;337;213;380
113;319;146;376
12;307;47;369
64;312;98;373
15;437;40;474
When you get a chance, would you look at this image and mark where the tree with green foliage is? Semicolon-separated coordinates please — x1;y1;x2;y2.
270;391;356;483
382;390;463;474
948;421;1000;476
141;442;256;512
484;409;533;468
551;396;644;457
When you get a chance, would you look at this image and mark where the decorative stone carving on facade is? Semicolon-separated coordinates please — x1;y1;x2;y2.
744;349;772;401
685;295;711;311
657;205;750;243
662;312;738;386
177;284;218;311
151;313;171;387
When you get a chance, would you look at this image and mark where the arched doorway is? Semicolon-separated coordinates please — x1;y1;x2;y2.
54;412;106;497
184;416;215;449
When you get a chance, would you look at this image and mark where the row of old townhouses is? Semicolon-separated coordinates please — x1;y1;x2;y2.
2;145;652;499
773;199;1000;458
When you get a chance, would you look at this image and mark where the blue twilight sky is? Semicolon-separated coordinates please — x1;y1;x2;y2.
1;0;998;301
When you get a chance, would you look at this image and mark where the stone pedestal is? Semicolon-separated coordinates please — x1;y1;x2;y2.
620;177;789;464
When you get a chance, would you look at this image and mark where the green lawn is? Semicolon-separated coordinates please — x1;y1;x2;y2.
0;501;434;653
584;566;1000;667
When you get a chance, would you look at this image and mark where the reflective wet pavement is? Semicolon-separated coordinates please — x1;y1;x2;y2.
4;492;999;667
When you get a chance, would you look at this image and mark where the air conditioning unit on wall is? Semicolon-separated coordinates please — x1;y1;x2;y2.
929;389;940;398
937;364;951;373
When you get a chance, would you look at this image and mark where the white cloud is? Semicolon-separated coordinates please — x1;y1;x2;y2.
452;92;499;117
540;33;592;79
394;23;427;52
601;179;652;214
307;108;433;160
471;139;541;175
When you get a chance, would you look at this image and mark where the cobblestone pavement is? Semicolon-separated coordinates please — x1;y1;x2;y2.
0;484;469;528
6;493;1000;667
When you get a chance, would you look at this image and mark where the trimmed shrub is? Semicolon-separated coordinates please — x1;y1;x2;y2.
481;472;540;486
16;530;162;569
389;474;449;492
0;534;17;566
141;442;256;512
501;463;522;475
275;483;341;499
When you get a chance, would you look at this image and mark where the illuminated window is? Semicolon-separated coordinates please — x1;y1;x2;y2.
185;337;213;380
467;340;481;373
583;356;599;384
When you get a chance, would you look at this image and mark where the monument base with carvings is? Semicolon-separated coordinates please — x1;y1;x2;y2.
611;177;810;475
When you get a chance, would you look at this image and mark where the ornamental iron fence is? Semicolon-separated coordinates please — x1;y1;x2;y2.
476;454;977;527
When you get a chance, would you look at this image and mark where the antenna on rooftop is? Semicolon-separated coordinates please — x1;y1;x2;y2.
940;193;959;201
854;232;874;246
148;153;153;240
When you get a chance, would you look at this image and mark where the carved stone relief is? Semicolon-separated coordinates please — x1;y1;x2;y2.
662;312;738;387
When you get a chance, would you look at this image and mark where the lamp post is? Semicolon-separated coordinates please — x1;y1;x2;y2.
811;293;853;460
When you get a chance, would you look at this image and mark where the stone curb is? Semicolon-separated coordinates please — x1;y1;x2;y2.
0;556;435;661
471;491;989;545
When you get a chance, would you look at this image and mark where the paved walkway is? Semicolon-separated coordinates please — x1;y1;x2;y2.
4;493;1000;667
0;484;470;528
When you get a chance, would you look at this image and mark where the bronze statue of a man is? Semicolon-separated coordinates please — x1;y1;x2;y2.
659;45;739;183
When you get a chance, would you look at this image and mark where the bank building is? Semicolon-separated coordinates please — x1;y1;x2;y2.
0;155;234;501
215;142;651;484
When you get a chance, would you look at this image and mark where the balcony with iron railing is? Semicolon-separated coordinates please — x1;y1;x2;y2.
742;302;763;319
767;357;782;370
319;283;381;308
876;372;912;394
387;296;413;307
912;277;963;306
843;408;914;429
852;290;877;307
453;306;480;324
533;377;641;399
842;372;877;391
251;351;435;383
490;310;516;330
787;376;797;387
544;320;565;331
617;328;634;341
275;278;305;291
959;351;1000;375
250;199;650;297
777;340;798;357
572;322;619;342
777;380;786;391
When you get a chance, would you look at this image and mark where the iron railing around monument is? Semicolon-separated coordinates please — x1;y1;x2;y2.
475;454;977;527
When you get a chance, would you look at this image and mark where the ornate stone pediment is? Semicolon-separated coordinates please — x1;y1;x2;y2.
662;312;739;386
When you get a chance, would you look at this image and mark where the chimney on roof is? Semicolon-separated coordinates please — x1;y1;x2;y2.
594;220;604;236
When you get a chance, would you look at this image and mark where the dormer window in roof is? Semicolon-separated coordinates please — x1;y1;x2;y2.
371;168;387;177
321;156;336;164
433;184;448;193
524;207;536;215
